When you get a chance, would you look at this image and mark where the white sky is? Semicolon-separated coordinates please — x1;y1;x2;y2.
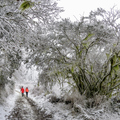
58;0;120;21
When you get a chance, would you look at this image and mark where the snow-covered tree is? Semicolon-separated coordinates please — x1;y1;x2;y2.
0;0;62;90
27;7;120;99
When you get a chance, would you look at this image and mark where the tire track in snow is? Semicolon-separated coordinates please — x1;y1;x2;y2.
6;96;53;120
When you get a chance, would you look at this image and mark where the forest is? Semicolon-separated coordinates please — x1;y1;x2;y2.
0;0;120;119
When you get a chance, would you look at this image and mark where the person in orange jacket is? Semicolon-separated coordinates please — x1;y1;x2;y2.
21;86;24;97
25;87;29;97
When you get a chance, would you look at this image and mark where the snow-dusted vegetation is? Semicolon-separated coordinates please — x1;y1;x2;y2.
0;0;120;119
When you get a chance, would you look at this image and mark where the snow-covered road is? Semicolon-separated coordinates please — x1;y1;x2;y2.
6;96;52;120
1;82;120;120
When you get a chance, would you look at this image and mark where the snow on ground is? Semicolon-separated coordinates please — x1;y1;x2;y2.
0;81;120;120
31;93;76;120
29;84;120;120
0;88;20;120
1;64;120;120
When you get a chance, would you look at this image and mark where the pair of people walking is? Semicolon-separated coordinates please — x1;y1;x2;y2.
21;86;29;97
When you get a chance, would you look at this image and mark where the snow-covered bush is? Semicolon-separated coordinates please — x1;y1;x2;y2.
31;85;46;97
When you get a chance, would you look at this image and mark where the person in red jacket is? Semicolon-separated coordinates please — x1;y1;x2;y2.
25;87;29;97
21;86;24;97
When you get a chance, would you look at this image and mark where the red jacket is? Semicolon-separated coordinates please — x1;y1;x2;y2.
26;88;29;92
21;88;24;93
